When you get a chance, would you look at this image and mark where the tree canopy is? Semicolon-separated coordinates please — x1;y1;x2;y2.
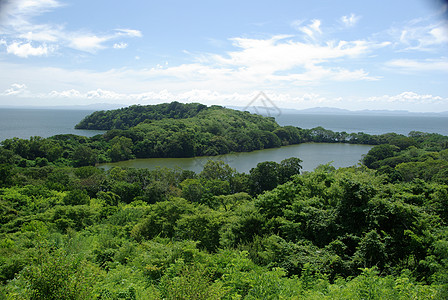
1;104;448;299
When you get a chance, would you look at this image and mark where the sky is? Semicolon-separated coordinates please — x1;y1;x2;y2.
0;0;447;112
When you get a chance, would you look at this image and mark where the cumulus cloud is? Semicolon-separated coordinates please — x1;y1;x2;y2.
48;89;83;98
5;41;51;57
0;33;387;103
0;0;142;56
68;35;110;52
206;35;385;83
367;92;445;104
40;88;338;108
113;42;128;49
2;83;28;95
341;13;361;27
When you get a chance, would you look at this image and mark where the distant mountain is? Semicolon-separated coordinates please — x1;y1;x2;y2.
0;103;126;110
2;103;447;117
288;107;352;114
229;105;447;117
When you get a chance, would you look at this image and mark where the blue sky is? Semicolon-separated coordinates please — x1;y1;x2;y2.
0;0;447;112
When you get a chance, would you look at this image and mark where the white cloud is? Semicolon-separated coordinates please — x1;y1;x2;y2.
341;13;361;27
0;33;387;103
1;0;62;21
391;19;448;51
0;0;63;34
18;26;61;42
386;58;448;72
115;29;142;38
429;26;448;44
32;87;340;108
66;29;143;52
14;0;62;14
2;83;28;95
367;92;445;104
68;35;109;52
298;19;322;39
224;36;372;67
0;0;142;56
206;36;385;83
113;42;128;49
6;41;51;57
48;89;82;98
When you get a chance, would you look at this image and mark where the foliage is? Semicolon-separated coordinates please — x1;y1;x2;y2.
1;104;448;299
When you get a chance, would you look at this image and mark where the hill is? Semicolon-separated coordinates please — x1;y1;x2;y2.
72;102;307;160
75;102;209;130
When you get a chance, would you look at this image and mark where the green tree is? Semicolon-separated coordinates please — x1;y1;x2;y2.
109;136;134;162
63;190;90;206
354;230;387;269
131;198;194;241
363;144;399;168
71;145;97;167
199;160;235;182
9;248;100;300
181;179;203;202
249;161;280;195
278;157;302;183
176;208;226;252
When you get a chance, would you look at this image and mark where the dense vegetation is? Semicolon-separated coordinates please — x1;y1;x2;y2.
75;102;209;130
1;103;448;299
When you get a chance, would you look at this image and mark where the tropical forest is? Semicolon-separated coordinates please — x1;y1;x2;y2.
1;102;448;299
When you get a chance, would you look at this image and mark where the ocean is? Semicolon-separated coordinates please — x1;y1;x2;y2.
0;108;104;141
275;113;448;136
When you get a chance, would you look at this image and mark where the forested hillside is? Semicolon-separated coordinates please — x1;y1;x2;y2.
75;102;209;130
1;110;448;298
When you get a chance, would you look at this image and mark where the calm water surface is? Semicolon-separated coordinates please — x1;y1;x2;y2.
99;143;373;173
276;114;448;135
0;109;104;141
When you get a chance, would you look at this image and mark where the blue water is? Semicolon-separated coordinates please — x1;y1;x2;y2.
275;113;448;136
0;109;105;141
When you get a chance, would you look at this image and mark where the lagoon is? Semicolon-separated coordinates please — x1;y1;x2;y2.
99;143;373;173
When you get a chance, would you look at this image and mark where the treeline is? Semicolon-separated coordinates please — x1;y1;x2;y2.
1;125;448;298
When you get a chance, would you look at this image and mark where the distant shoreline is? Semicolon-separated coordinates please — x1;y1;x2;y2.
1;104;447;116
